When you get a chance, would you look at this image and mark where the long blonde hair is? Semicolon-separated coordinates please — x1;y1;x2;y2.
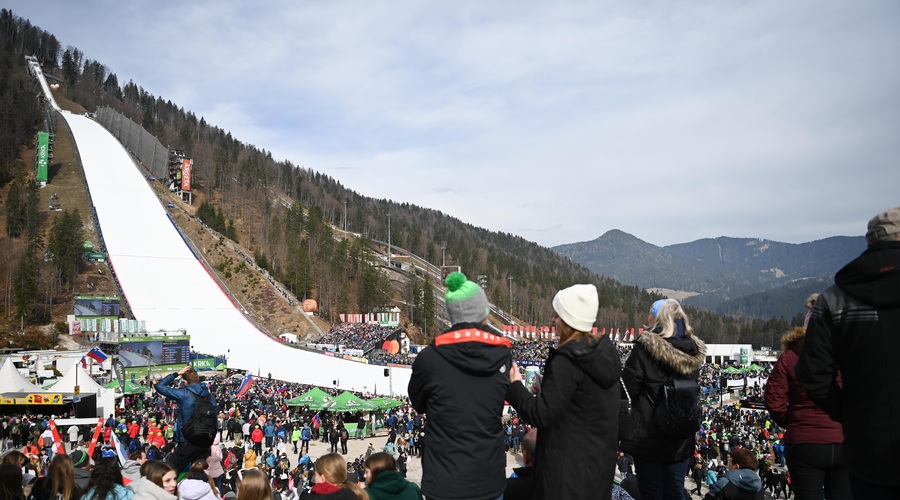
647;299;694;339
314;453;368;500
237;468;272;500
48;454;78;500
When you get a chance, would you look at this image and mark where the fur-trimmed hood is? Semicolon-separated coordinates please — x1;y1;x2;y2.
637;332;706;377
780;326;806;352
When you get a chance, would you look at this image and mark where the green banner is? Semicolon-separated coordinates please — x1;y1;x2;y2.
36;132;49;182
191;358;216;370
123;364;187;379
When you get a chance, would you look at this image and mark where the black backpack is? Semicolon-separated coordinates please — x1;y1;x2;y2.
653;375;702;437
183;392;217;446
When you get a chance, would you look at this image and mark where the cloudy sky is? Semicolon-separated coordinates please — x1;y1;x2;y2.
8;1;899;247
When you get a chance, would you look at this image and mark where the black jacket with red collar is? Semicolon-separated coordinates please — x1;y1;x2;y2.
408;322;512;500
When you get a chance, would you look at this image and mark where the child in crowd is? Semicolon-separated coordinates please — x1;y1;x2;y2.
704;448;764;500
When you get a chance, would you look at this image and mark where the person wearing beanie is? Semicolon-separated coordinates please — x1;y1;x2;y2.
505;283;621;500
797;206;900;497
70;449;93;490
408;271;512;500
620;298;706;500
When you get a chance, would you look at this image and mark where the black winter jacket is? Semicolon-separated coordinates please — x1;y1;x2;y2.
796;241;900;486
408;323;512;500
506;335;621;500
620;327;705;463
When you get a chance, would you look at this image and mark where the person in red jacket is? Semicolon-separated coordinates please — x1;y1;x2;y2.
128;420;140;440
764;316;851;500
251;424;264;455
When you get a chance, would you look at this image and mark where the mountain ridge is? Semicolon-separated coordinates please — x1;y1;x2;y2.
553;230;865;318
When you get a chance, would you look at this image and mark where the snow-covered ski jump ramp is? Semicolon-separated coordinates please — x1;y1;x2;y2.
57;112;411;396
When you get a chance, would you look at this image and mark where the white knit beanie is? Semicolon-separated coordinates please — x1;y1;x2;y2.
552;284;598;332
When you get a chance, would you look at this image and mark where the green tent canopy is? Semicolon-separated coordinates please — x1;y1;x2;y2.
320;391;378;413
285;387;333;408
722;366;745;374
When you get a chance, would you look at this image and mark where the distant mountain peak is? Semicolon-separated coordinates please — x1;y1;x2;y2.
553;230;866;319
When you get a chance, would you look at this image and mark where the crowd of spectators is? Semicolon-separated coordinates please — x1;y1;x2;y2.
316;324;400;354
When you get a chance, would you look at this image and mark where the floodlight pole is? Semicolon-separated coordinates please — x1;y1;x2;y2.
508;276;513;317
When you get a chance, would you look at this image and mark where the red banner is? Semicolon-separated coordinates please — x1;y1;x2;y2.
181;159;192;191
87;418;104;458
48;419;65;455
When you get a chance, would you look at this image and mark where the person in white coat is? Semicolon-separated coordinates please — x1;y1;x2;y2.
177;460;219;500
130;461;177;500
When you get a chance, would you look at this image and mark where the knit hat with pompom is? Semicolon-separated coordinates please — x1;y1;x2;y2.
445;271;490;325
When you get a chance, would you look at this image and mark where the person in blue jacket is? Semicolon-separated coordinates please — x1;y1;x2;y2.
154;366;218;473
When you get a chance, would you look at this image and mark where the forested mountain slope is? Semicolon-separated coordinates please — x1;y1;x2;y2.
0;9;795;347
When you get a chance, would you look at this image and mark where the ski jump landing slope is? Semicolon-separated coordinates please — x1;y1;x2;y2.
61;113;411;396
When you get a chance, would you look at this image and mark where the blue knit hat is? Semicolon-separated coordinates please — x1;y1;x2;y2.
445;272;490;325
651;299;667;319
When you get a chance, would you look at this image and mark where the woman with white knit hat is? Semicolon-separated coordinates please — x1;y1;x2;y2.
505;283;621;500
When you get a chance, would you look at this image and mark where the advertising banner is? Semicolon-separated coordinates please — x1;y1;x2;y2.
191;358;217;371
74;296;121;317
1;394;64;405
123;364;186;379
181;159;192;191
36;132;49;182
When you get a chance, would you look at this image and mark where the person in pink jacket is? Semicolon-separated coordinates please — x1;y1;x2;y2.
205;434;225;492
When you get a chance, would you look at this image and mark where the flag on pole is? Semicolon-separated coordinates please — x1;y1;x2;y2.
87;347;108;363
80;357;87;369
236;374;254;398
108;428;128;466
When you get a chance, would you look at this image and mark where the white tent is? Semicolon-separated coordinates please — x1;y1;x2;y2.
0;358;46;394
48;362;116;417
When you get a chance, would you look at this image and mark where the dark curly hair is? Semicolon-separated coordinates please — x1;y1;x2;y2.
85;457;124;500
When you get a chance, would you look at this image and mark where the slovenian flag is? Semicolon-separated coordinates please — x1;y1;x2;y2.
311;412;321;429
236;373;254;398
108;427;128;466
278;384;288;394
80;357;87;369
87;347;108;363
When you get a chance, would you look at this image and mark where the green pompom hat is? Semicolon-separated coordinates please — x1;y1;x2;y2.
445;271;490;325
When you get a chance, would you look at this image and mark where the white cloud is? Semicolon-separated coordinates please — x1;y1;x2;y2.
9;0;899;247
